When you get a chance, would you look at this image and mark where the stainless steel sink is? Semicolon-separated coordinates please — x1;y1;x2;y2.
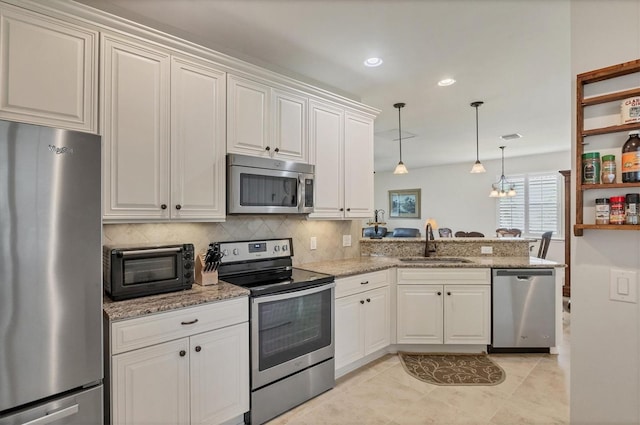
399;257;473;263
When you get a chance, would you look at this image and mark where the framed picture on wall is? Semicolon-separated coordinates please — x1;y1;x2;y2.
389;189;421;218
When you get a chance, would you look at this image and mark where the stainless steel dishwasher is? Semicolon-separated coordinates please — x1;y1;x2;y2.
492;268;556;352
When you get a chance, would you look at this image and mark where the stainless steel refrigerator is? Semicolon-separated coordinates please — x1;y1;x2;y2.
0;120;103;424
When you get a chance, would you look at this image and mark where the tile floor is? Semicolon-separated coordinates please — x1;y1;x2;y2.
267;310;570;425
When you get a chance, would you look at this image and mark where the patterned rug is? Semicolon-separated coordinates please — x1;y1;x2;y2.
398;352;506;386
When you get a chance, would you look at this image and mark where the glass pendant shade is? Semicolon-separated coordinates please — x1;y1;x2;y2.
470;101;486;174
394;161;408;174
393;102;408;174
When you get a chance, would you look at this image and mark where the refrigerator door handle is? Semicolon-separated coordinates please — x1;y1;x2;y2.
22;404;79;425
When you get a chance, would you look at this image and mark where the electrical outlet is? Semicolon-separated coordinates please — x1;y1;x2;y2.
310;236;317;250
343;235;352;247
481;246;493;254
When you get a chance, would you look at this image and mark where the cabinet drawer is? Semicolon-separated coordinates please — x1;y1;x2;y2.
111;297;248;355
397;268;490;285
336;269;389;298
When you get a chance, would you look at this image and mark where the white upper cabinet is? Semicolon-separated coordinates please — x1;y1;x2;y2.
227;74;308;163
170;56;226;220
101;33;171;221
0;4;98;132
102;33;226;222
310;104;374;219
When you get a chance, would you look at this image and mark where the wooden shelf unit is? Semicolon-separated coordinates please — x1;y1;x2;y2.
575;59;640;236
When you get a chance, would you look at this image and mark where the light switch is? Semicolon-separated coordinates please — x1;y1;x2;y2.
343;235;352;247
610;269;637;303
310;236;317;250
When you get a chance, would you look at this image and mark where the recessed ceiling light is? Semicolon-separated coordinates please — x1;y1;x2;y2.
438;78;456;86
500;133;523;141
364;57;383;67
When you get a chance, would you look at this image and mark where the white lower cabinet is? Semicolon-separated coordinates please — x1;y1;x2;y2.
108;298;249;425
335;270;390;370
397;268;491;345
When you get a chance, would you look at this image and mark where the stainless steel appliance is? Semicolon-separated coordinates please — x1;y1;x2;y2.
491;268;556;352
217;239;334;425
0;120;103;424
227;153;314;214
103;243;195;300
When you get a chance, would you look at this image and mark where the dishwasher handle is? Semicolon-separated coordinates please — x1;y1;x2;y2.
494;269;554;278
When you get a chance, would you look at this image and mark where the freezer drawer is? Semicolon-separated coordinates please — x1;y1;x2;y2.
492;269;555;348
0;384;102;425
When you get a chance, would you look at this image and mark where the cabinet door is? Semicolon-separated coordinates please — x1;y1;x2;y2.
397;285;443;344
0;5;98;132
227;74;270;157
170;57;226;221
112;338;190;425
364;286;390;355
272;88;307;162
443;285;491;344
101;33;170;220
344;112;374;218
335;293;365;370
308;100;344;219
190;322;249;425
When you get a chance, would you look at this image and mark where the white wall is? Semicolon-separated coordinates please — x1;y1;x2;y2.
373;151;570;241
571;1;640;423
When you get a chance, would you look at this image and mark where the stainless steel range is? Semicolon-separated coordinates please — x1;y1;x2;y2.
217;238;335;425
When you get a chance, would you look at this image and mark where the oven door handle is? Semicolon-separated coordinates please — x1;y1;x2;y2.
120;247;182;256
253;281;335;304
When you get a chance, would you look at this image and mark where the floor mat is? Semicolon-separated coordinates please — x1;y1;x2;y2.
398;352;506;386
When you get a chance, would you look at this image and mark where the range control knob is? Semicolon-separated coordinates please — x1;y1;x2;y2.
222;249;229;257
274;246;280;252
233;248;239;255
282;245;288;252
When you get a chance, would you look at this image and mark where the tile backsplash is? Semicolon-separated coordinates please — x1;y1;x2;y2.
103;217;363;266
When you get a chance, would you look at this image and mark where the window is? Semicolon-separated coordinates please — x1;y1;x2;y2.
497;173;562;237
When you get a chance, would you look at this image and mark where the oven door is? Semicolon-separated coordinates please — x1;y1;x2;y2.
228;165;304;214
251;282;335;390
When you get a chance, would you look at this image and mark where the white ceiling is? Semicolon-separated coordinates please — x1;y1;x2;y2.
73;0;572;172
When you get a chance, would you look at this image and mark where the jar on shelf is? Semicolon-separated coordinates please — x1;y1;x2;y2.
610;196;626;224
622;131;640;182
601;155;617;184
595;198;610;225
626;193;639;225
582;152;600;184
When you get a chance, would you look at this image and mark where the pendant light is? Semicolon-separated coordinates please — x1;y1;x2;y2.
470;101;486;173
393;102;408;174
490;146;516;197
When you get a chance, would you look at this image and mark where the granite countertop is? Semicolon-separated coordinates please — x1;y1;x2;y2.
103;281;249;321
359;237;535;243
298;256;563;278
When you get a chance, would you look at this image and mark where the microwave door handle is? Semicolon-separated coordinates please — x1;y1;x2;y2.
297;175;303;212
120;247;182;256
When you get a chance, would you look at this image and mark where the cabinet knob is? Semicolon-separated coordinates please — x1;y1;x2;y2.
179;350;186;357
346;208;351;212
195;346;202;352
360;300;365;304
274;147;280;153
175;204;182;210
447;291;452;296
265;146;271;151
339;208;344;211
437;292;442;296
366;298;371;303
161;204;167;210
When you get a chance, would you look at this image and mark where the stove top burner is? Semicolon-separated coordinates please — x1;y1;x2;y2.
222;267;334;296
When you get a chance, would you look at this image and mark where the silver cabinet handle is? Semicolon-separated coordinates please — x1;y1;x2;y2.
22;404;79;425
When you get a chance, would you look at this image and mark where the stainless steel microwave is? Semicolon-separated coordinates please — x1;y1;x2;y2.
103;243;194;301
227;153;314;214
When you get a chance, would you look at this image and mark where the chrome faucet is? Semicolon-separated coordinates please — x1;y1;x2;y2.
424;223;436;257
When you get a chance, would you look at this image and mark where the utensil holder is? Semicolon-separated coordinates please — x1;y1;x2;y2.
195;253;218;286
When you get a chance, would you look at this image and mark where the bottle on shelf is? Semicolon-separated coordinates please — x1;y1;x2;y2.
622;131;640;183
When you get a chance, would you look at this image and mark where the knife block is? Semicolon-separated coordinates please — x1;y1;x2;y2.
195;253;218;286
